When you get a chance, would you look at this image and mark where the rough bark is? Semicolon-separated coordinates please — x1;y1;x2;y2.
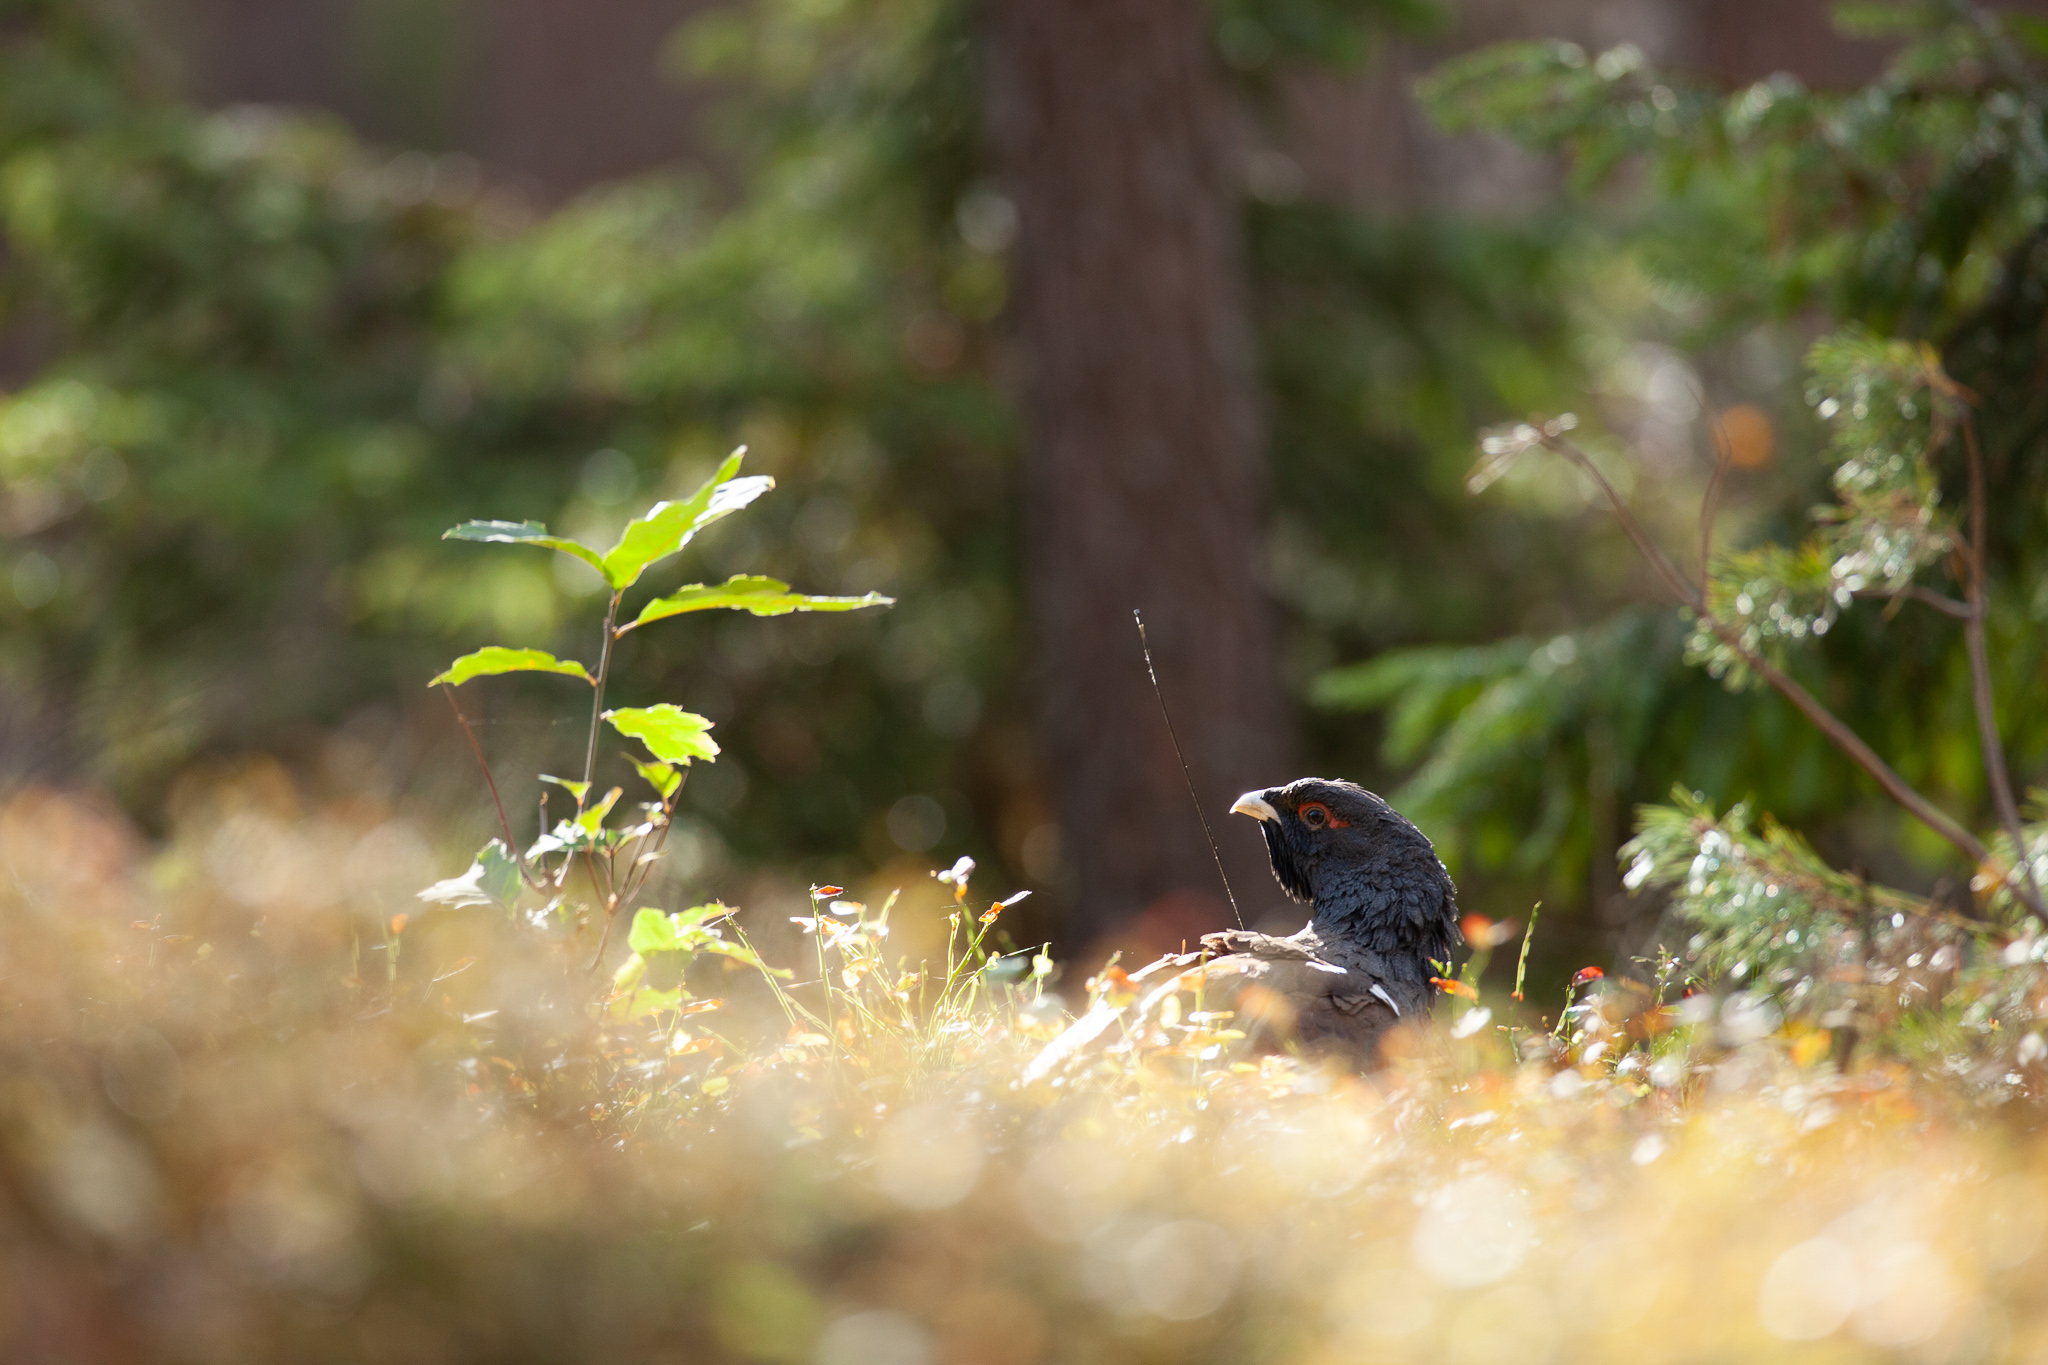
988;0;1292;946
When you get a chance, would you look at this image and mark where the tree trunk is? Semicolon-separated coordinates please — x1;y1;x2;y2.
988;0;1292;948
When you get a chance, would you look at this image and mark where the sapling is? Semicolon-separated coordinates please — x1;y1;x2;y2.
418;446;891;966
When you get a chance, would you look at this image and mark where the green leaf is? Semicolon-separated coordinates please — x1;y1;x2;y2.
575;787;623;836
628;906;685;954
606;704;719;766
441;520;607;576
616;985;683;1020
538;773;591;804
429;647;594;688
417;839;524;911
628;574;894;631
635;759;682;800
628;903;731;954
599;449;774;590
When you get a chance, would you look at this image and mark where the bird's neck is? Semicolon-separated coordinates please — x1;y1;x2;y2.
1308;860;1449;960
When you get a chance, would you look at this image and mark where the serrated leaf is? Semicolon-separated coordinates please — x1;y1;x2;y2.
627;574;894;632
442;520;606;576
606;704;719;766
599;450;774;589
429;647;594;688
634;760;682;800
417;839;524;911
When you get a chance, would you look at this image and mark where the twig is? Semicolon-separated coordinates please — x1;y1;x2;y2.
588;909;617;975
442;685;536;885
1133;610;1245;930
1540;432;2002;883
1698;391;1736;600
1960;416;2044;917
1855;585;1975;619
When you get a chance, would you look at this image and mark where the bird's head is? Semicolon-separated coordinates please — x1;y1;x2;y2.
1230;778;1458;948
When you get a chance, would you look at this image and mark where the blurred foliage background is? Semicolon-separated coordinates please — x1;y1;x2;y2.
10;1;2048;1362
1;0;2043;993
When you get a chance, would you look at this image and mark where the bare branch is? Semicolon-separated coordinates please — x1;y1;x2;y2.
1542;436;1702;609
443;685;541;890
1853;585;1976;619
1538;432;2001;884
1698;390;1736;600
1960;416;2044;918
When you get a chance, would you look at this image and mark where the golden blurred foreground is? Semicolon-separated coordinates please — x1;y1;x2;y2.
3;781;2046;1365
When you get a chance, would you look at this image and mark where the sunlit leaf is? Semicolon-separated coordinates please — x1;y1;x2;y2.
429;647;594;688
575;787;623;836
417;839;523;911
629;904;733;955
441;520;606;576
599;450;773;589
606;704;719;766
628;574;892;631
634;759;682;800
528;817;629;858
538;774;591;804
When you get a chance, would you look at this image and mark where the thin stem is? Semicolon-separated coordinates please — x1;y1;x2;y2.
817;909;836;1050
1961;418;2044;918
1544;437;1699;606
583;592;622;791
1698;393;1736;600
1855;585;1975;619
442;685;539;887
1542;433;1998;879
587;916;612;974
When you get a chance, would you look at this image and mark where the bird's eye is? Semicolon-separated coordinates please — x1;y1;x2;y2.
1301;803;1328;828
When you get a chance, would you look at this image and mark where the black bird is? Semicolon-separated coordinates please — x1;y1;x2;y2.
1025;778;1461;1077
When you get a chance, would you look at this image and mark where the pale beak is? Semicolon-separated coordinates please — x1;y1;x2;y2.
1230;791;1279;822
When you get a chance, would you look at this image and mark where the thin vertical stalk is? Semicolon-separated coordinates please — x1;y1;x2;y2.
582;592;622;790
1961;419;2044;918
443;684;538;886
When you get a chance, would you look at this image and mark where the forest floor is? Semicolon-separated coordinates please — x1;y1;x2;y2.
2;779;2042;1364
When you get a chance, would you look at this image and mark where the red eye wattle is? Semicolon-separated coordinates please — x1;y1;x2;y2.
1299;802;1347;829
